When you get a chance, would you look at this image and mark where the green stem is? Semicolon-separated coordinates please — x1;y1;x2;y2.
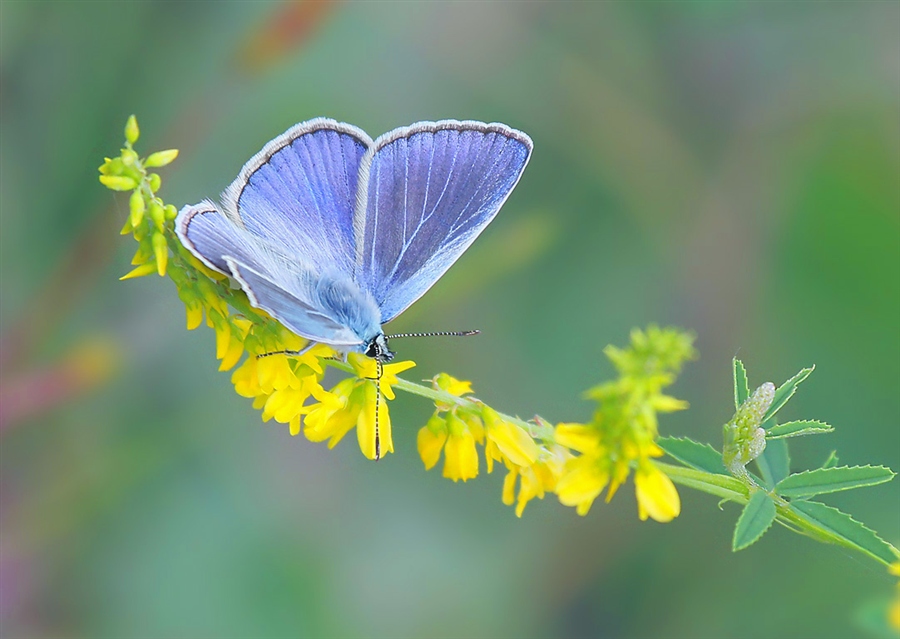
653;461;748;501
654;461;897;567
322;359;555;442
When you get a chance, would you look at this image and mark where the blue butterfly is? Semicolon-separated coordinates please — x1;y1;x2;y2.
176;118;532;363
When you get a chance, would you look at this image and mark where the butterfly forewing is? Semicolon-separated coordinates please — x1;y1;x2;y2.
223;118;373;273
354;121;532;324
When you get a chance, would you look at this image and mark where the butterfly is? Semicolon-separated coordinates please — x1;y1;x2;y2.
176;118;533;363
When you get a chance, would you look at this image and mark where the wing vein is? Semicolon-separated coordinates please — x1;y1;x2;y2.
449;135;508;236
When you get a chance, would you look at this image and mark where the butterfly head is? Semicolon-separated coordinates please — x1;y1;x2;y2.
364;333;394;363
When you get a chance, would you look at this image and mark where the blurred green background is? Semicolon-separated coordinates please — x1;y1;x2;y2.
1;2;898;637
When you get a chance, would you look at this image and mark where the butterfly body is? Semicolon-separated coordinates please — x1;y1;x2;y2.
177;118;532;361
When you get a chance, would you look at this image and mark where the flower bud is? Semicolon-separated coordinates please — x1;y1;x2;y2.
152;231;168;276
129;191;145;227
125;115;140;144
99;175;138;191
148;173;161;192
120;148;139;166
145;149;179;167
149;201;165;231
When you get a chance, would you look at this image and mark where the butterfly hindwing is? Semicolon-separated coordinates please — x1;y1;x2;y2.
354;121;532;323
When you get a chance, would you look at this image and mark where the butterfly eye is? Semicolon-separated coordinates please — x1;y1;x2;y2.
364;335;395;363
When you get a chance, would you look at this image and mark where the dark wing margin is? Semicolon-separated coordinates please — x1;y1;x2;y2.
352;120;532;323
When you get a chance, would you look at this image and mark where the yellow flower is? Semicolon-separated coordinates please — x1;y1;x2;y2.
417;415;448;470
356;381;393;460
295;354;414;460
555;422;604;455
305;379;363;446
443;412;479;481
483;406;539;472
634;462;681;522
501;444;569;517
556;455;610;516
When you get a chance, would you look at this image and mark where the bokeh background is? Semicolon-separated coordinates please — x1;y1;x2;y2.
1;2;898;637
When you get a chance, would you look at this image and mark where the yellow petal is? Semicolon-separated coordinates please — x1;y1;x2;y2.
218;336;244;371
556;456;608;511
433;372;473;396
215;322;231;360
417;416;448;470
443;427;479;482
554;423;602;454
484;408;539;467
185;304;203;330
231;357;260;397
502;467;518;505
152;232;168;276
356;382;392;460
634;463;681;523
119;263;157;280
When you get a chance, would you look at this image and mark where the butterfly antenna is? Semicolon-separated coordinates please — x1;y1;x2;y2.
385;330;480;340
374;360;383;461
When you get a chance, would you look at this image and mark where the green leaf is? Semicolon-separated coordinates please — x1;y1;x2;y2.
776;465;895;498
755;437;790;488
789;500;897;564
658;437;728;475
762;366;814;423
766;420;833;439
820;450;839;469
733;358;749;409
733;492;777;551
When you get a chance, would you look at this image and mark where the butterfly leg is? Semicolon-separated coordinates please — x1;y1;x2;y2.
256;341;318;359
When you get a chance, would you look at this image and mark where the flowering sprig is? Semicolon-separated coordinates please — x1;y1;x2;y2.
101;115;896;600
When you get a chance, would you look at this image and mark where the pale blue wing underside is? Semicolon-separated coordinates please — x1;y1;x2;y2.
176;202;366;345
175;118;380;346
221;118;373;271
353;121;532;324
225;258;363;345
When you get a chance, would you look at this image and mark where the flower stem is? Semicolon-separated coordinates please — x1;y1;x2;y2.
322;359;555;442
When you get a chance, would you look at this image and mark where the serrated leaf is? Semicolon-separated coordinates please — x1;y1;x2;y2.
820;450;839;469
789;500;897;564
733;358;750;410
776;465;895;498
762;366;814;423
766;420;833;439
733;492;777;551
658;437;729;475
755;437;790;488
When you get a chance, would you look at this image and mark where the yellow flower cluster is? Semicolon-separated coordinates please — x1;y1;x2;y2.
417;373;567;515
553;326;696;521
98;115;179;279
413;329;694;522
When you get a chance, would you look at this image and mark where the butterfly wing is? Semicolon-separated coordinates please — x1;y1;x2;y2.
221;118;373;271
175;118;378;346
353;121;532;323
